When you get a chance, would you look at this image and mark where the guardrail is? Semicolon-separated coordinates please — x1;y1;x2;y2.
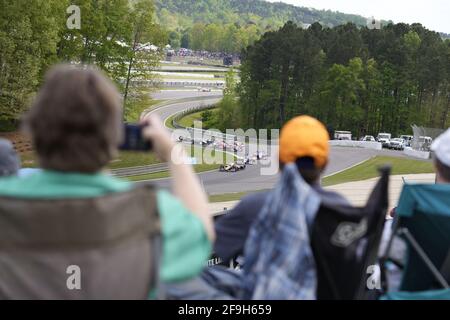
132;79;225;88
329;140;382;150
140;95;223;120
403;147;430;160
170;105;246;143
110;163;169;178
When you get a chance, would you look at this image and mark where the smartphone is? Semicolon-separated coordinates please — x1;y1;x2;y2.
119;123;152;152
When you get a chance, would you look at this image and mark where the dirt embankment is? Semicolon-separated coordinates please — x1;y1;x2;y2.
0;132;32;154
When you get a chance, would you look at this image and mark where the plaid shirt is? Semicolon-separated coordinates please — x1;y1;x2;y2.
241;164;320;300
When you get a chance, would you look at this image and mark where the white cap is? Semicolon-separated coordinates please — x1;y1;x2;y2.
431;128;450;167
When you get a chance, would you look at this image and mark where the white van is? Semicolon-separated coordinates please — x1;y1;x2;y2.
334;131;352;140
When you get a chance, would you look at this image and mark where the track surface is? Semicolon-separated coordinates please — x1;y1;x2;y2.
140;90;415;195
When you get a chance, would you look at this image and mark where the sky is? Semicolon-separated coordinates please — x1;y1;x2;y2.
266;0;450;34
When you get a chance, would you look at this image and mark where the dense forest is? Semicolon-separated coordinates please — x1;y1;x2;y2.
155;0;374;53
0;0;164;126
230;22;450;136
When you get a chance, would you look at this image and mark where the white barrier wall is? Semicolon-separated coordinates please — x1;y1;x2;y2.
403;147;430;160
329;140;382;150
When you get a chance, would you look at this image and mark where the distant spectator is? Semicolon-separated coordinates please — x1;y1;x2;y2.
214;116;350;264
0;65;214;299
0;138;20;177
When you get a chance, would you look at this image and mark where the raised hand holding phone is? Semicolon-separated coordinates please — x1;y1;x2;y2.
120;123;153;152
141;114;177;162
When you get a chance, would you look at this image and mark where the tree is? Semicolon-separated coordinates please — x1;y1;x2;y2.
168;31;181;49
57;0;133;82
190;23;206;50
0;0;64;124
123;0;165;115
237;21;450;136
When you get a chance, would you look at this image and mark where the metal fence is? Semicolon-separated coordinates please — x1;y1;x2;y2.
411;125;445;151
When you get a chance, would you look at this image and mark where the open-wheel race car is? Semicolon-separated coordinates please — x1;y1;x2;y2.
219;160;246;172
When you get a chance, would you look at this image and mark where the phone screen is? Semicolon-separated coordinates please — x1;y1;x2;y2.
119;124;152;152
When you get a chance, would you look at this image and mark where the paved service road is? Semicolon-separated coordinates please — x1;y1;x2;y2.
152;90;222;101
138;90;418;195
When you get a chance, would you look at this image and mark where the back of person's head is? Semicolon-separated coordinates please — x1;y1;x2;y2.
431;128;450;183
0;138;20;177
279;115;330;184
24;65;122;173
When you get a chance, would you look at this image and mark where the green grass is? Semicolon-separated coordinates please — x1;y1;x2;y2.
209;191;251;203
208;189;272;203
168;108;218;129
126;171;170;181
124;145;235;181
126;163;220;182
125;98;163;123
322;156;434;187
178;110;204;127
21;151;163;169
207;156;434;203
165;113;177;129
108;151;162;169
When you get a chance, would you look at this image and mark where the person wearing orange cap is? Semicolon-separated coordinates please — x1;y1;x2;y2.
214;115;350;266
162;115;352;299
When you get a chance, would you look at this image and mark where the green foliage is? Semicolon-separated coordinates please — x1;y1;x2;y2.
207;68;240;130
123;0;166;113
0;0;64;123
1;0;165;124
239;22;450;136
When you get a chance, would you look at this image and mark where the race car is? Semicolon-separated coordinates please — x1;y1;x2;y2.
219;161;246;172
235;160;246;170
243;156;255;165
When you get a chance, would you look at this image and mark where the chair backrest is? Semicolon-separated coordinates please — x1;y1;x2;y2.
311;166;390;300
0;185;160;299
393;184;450;292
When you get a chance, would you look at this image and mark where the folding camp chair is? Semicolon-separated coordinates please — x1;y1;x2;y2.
380;183;450;299
207;167;390;299
310;166;390;300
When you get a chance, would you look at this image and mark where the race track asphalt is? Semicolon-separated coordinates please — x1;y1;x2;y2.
140;90;413;195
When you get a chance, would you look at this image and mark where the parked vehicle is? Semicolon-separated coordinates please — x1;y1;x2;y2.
400;135;414;147
377;133;392;148
334;131;352;140
389;138;405;150
418;136;433;151
361;135;376;142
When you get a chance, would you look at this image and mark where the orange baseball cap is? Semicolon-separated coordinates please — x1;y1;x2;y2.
279;115;330;168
